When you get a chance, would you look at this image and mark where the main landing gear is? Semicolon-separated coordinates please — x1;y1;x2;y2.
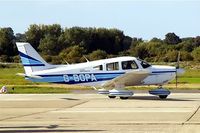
108;95;116;99
98;89;133;99
98;86;170;100
149;86;171;99
108;89;133;100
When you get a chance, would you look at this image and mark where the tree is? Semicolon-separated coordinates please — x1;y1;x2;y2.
121;36;132;50
15;33;26;42
0;27;16;56
0;24;199;63
38;35;60;55
130;43;149;59
59;27;92;52
194;36;200;47
176;39;194;52
59;45;86;63
130;37;143;49
25;24;63;50
88;50;107;61
150;37;163;43
164;32;181;45
165;50;178;62
40;24;62;37
192;47;200;62
25;24;43;50
180;51;193;61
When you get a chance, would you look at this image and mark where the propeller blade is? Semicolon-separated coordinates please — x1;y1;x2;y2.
176;52;180;69
175;51;180;89
176;70;178;89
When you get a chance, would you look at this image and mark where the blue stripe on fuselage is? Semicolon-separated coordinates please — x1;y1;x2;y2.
152;71;176;73
151;71;176;75
28;72;125;84
27;71;176;84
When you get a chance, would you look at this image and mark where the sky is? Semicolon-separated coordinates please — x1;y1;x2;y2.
0;0;199;40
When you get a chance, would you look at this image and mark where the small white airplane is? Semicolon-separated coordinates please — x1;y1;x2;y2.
16;42;184;99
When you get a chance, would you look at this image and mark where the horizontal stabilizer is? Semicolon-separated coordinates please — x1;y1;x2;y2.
16;73;43;79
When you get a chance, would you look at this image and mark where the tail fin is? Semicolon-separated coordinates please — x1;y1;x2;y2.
16;42;52;74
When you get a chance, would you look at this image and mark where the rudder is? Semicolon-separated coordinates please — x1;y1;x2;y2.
16;42;51;74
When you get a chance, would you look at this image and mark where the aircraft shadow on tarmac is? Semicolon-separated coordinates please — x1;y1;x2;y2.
60;96;195;101
61;96;195;101
60;98;80;100
128;96;195;101
0;129;104;133
0;125;105;132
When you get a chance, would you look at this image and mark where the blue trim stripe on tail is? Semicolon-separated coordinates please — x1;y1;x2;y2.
19;51;45;66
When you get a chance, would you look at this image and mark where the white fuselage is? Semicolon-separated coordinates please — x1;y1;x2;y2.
28;56;176;87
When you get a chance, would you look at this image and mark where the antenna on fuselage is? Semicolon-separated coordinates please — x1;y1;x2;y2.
63;59;70;65
83;56;89;63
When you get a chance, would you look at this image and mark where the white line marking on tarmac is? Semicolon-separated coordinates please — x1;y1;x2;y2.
50;107;193;113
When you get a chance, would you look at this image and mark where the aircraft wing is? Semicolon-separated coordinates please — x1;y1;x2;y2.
103;69;150;88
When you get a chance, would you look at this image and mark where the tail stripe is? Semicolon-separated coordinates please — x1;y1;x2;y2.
19;51;40;62
19;51;45;66
16;42;51;73
23;64;45;67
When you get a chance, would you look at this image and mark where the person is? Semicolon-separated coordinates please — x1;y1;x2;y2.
0;86;7;94
122;61;132;69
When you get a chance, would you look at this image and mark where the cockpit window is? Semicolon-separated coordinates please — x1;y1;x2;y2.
122;60;138;70
138;59;151;68
106;62;119;71
93;65;103;71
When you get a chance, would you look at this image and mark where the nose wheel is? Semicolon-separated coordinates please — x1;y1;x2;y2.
159;95;168;99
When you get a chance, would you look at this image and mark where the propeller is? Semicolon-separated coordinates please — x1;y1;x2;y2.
175;52;180;89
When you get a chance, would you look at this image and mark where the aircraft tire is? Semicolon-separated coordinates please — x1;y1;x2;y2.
159;95;168;99
120;97;129;100
108;96;116;99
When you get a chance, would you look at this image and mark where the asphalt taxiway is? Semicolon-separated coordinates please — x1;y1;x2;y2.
0;93;199;133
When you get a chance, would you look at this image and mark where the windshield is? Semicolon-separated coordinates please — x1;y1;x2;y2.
138;59;151;68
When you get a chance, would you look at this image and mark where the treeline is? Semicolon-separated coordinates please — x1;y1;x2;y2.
0;24;200;64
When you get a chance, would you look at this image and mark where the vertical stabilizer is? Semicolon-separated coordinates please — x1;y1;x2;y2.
16;42;52;74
